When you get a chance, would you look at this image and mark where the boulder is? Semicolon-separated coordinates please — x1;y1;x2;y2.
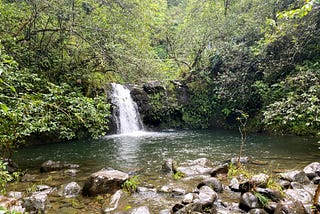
274;200;308;214
40;160;79;172
182;193;194;204
198;186;218;206
61;182;81;198
279;170;310;184
197;177;223;193
82;169;129;196
23;192;49;214
284;189;312;203
239;192;262;211
303;162;320;179
1;158;19;173
229;178;241;192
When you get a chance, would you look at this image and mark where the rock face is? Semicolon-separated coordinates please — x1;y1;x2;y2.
40;160;79;172
82;169;129;197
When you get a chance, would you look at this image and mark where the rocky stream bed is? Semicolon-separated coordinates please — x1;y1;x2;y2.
1;157;320;214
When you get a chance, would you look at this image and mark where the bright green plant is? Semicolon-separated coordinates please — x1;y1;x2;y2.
121;176;140;194
173;171;185;180
254;191;270;207
0;160;18;194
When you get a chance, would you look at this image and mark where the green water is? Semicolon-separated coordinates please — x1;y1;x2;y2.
11;129;320;213
14;129;320;173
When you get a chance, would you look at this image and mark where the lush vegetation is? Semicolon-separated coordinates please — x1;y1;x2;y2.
0;0;319;158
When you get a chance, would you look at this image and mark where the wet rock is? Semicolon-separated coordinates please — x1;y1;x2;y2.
210;163;229;177
284;189;312;203
198;186;218;206
130;87;151;114
249;208;268;214
40;160;79;172
177;158;213;177
102;190;123;213
23;192;49;214
61;182;81;198
239;192;262;211
82;169;129;196
197;177;223;193
172;188;186;196
279;170;310;184
274;200;308;214
303;162;320;179
64;169;80;176
130;206;151;214
162;158;178;174
177;165;212;177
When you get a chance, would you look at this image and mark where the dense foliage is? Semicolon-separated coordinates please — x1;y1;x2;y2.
0;0;319;158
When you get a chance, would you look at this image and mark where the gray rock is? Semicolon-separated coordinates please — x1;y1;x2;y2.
102;190;123;213
231;156;249;165
159;209;171;214
279;170;310;184
229;178;240;192
274;200;308;214
251;173;269;188
197;177;223;193
62;182;81;198
239;192;262;211
175;202;203;214
40;160;79;172
182;193;194;204
36;185;56;195
82;169;129;196
64;169;79;176
198;186;218;206
304;162;320;179
130;206;151;214
278;179;291;189
284;189;312;203
7;191;24;199
23;192;49;214
177;165;212;177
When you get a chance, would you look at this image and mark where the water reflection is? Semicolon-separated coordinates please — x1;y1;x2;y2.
13;130;320;173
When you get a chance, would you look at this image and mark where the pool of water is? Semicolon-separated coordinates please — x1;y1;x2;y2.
14;129;320;173
10;129;320;213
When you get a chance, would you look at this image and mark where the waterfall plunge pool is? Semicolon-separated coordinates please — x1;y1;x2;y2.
14;129;320;174
11;129;320;213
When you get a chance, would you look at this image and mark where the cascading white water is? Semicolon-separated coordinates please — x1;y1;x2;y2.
111;83;144;134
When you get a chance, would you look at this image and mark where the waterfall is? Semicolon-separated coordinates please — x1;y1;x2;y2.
111;83;144;134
